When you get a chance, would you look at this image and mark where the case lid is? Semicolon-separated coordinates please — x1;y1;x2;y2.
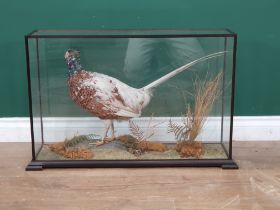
27;29;236;38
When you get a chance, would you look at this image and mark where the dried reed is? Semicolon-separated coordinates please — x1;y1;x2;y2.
169;71;223;142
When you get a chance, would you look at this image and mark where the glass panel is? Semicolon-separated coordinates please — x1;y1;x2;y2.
221;37;235;156
28;39;43;156
27;32;234;161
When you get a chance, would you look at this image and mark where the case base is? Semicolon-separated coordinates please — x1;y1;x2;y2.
222;162;239;169
26;162;43;171
26;159;238;171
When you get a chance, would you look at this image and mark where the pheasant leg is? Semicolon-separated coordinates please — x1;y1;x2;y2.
95;119;115;146
110;121;116;140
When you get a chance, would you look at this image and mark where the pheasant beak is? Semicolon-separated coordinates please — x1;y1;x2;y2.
64;50;70;60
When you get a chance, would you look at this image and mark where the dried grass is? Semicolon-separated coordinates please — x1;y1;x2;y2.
169;71;223;142
188;71;223;141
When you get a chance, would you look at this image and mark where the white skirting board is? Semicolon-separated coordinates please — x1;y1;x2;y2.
0;116;280;142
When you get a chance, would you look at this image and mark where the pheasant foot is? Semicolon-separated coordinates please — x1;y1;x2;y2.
93;136;116;146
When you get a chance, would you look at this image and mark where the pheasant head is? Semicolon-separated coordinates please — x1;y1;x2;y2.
64;49;83;76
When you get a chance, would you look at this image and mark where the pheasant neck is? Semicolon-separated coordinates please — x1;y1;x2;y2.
67;59;82;76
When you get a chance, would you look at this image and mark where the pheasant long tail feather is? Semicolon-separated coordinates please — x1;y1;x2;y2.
142;51;227;91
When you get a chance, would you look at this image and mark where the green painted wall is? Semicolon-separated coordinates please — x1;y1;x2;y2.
0;0;279;117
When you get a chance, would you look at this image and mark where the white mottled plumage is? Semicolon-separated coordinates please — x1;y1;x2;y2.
65;49;226;143
81;72;151;118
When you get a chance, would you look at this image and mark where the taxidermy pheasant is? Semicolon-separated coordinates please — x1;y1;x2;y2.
64;49;225;145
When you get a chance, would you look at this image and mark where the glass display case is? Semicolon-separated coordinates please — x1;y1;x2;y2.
25;29;238;170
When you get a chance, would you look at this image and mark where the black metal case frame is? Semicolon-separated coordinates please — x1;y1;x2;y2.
25;29;238;170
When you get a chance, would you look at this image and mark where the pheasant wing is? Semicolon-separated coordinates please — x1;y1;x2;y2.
79;72;143;118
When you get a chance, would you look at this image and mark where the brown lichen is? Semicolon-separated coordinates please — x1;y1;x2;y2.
63;148;94;159
48;142;65;155
48;142;94;160
117;135;167;153
137;141;167;152
175;141;204;158
117;135;132;143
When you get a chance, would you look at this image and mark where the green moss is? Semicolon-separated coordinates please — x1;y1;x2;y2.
64;135;89;148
